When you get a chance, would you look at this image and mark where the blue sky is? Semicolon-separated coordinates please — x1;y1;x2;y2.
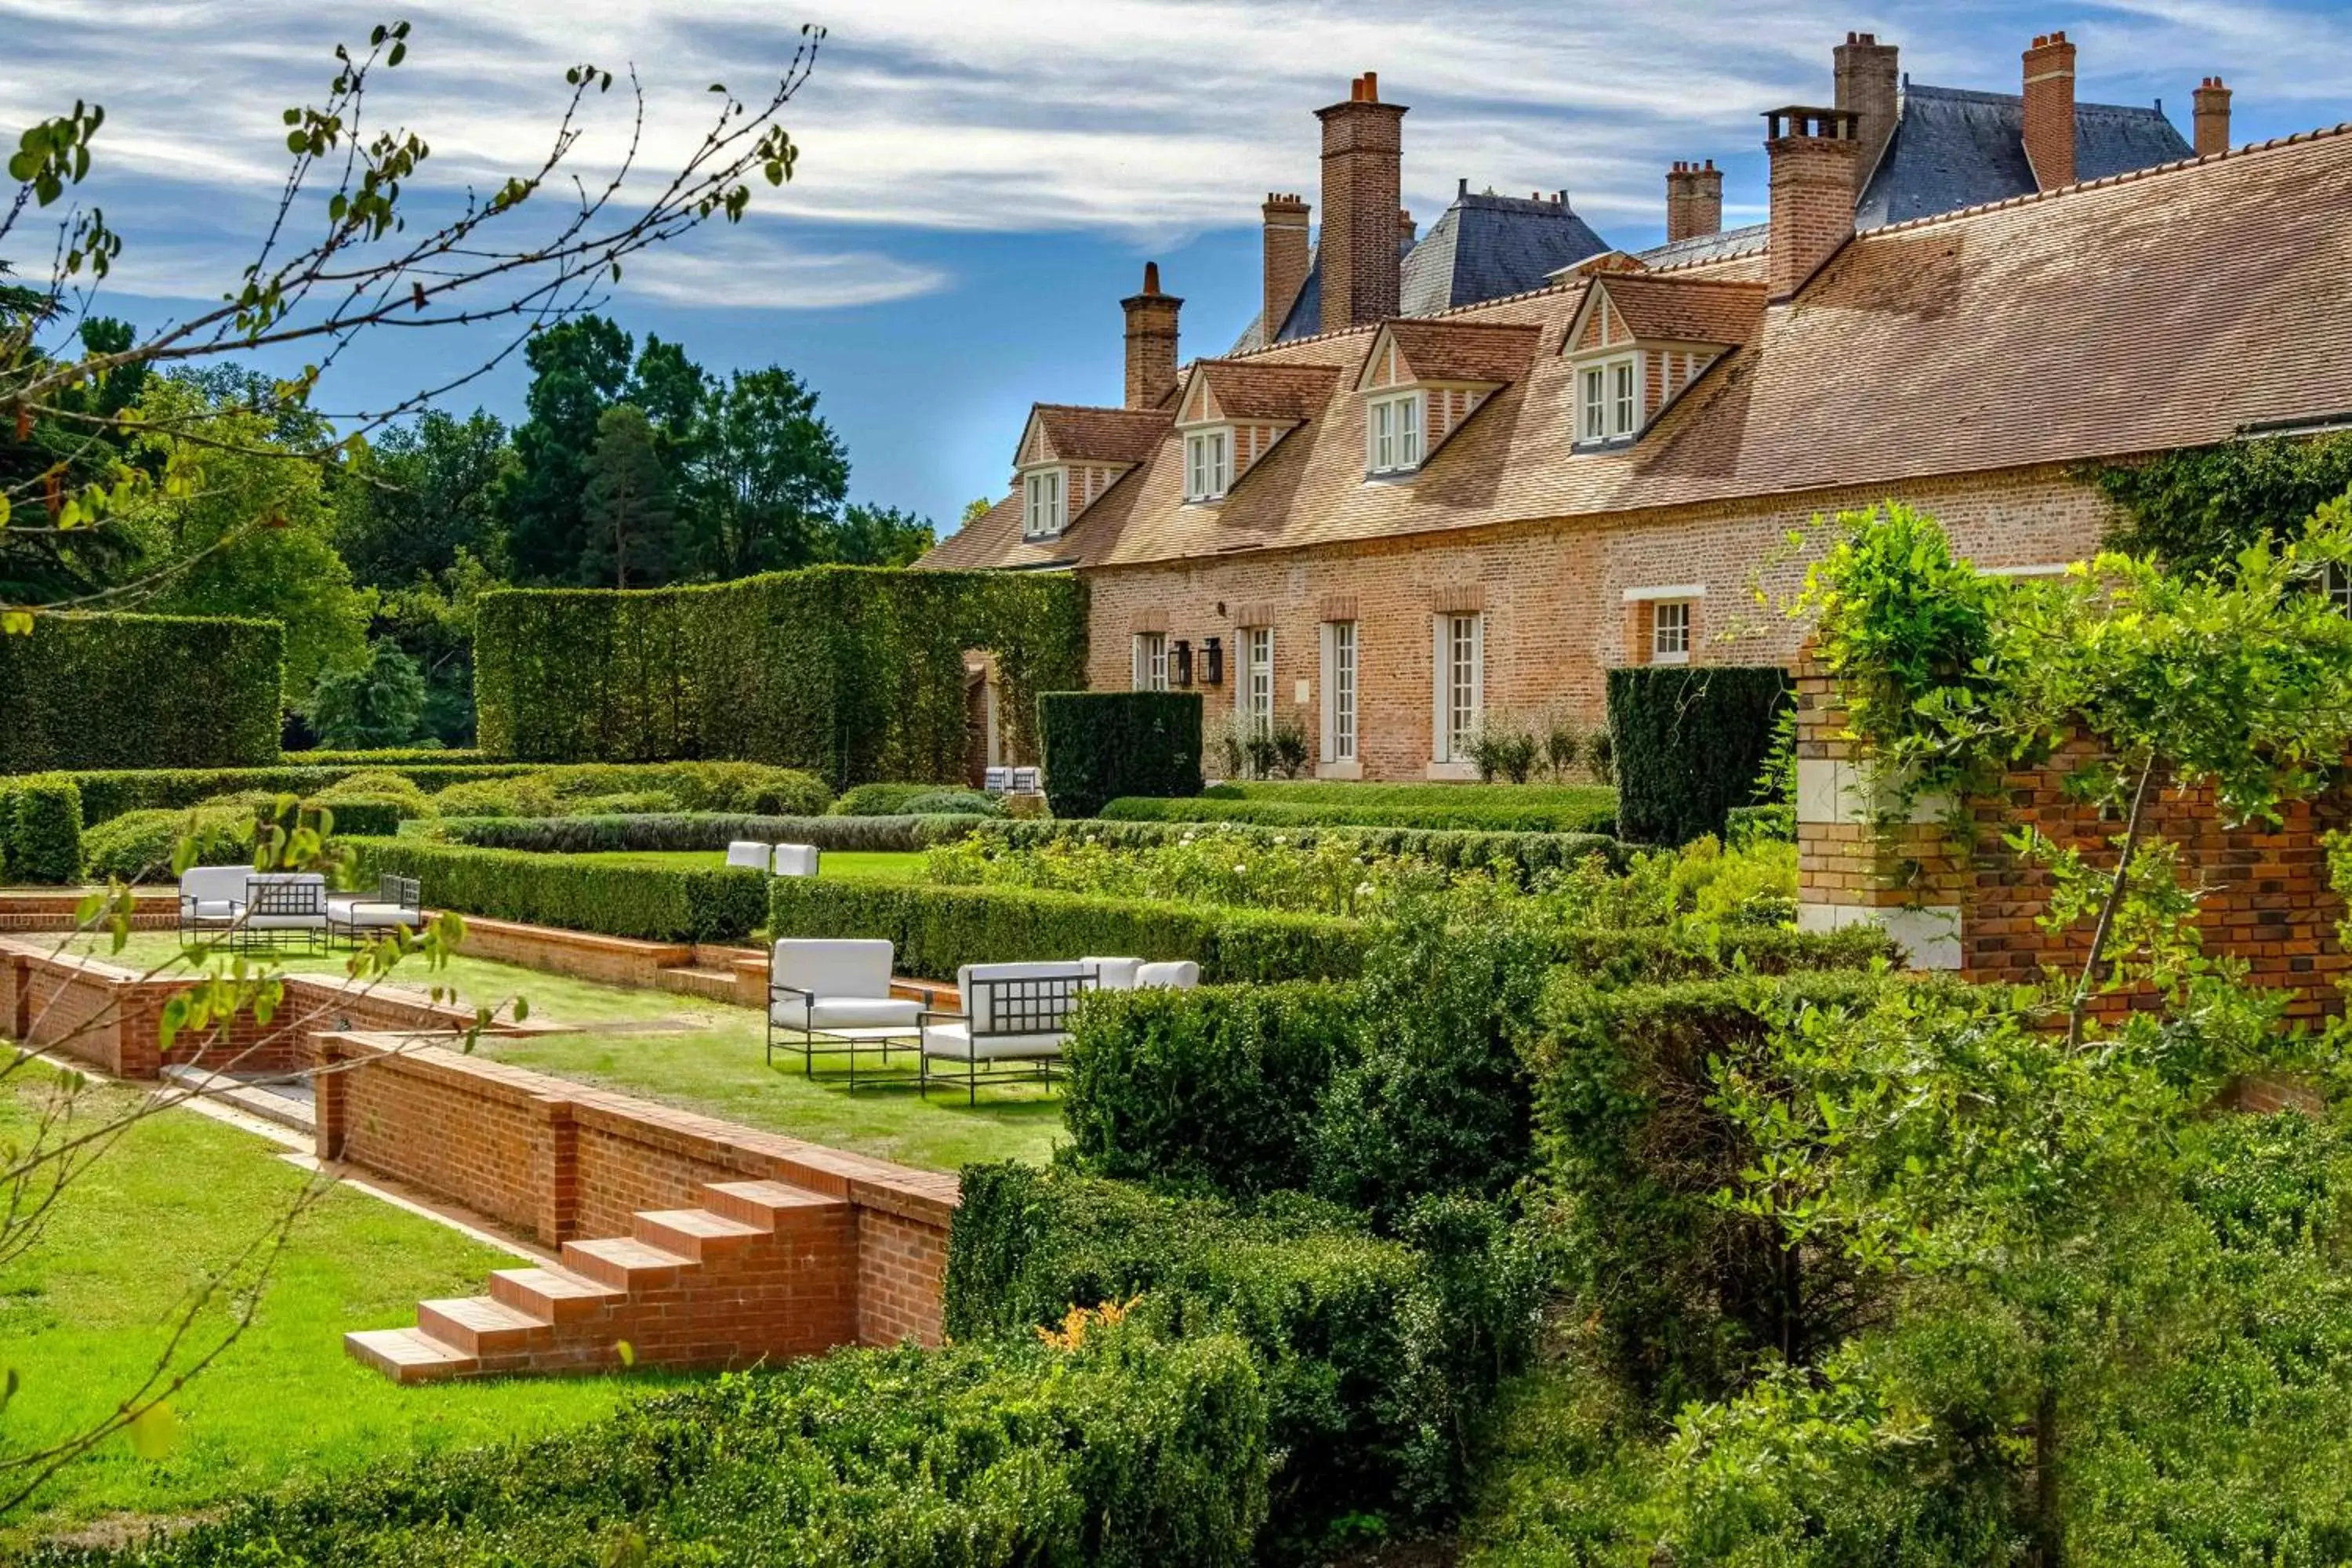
5;0;2349;534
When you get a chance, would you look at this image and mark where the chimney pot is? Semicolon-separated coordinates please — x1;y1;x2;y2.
2193;73;2233;156
2022;31;2079;190
1142;260;1160;296
1362;71;1378;101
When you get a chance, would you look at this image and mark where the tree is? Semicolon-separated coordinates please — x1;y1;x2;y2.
680;365;848;578
960;496;995;528
305;636;426;747
826;502;932;566
579;404;677;589
498;315;635;583
332;409;513;588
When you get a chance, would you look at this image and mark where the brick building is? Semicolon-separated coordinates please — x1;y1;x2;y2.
923;32;2352;782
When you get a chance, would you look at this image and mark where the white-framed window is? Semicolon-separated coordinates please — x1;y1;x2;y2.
1574;354;1641;445
1432;612;1483;762
1241;626;1275;739
2329;564;2352;615
1022;468;1065;538
1367;390;1425;475
1651;600;1692;665
1184;429;1232;502
1320;620;1358;764
1131;631;1169;691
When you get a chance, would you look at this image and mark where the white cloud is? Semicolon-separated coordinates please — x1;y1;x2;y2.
615;236;948;309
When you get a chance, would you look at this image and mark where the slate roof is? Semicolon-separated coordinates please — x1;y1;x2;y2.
1584;275;1766;348
922;126;2352;575
1027;405;1170;466
1857;82;2193;228
1630;222;1771;274
1232;191;1609;354
1381;319;1543;385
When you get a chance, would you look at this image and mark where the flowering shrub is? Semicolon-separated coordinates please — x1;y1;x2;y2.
922;826;1461;917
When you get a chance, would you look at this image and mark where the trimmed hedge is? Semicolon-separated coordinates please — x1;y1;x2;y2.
975;817;1628;877
1102;792;1619;834
767;877;1367;984
474;567;1087;787
1547;921;1896;982
49;1331;1269;1568
1725;802;1796;846
293;747;488;766
1606;664;1791;847
416;811;983;855
0;612;281;772
5;777;85;884
1061;982;1367;1194
947;1165;1538;1551
1039;691;1203;819
351;838;768;942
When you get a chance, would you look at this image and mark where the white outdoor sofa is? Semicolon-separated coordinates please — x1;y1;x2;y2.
917;955;1198;1103
728;840;822;877
178;867;329;951
327;874;423;944
766;938;925;1083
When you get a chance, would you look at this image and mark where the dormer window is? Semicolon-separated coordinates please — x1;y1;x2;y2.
1367;390;1424;475
1022;468;1065;539
1577;354;1640;446
1184;429;1232;503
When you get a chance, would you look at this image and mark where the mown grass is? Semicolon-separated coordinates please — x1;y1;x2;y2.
0;1069;652;1549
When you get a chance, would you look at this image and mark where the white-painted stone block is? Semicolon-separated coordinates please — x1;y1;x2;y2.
1795;900;1963;970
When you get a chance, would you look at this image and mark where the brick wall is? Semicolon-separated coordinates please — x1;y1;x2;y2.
1084;463;2114;780
315;1035;958;1345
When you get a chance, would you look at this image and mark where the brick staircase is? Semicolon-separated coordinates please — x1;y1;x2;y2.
347;1178;857;1382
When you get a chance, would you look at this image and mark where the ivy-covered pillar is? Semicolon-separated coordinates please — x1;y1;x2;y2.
1792;647;1969;970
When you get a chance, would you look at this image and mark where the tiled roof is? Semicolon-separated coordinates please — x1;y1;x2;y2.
918;494;1074;572
1585;275;1766;348
1028;405;1171;466
923;128;2352;576
1630;221;1770;273
1857;82;2192;228
1383;319;1542;384
1191;360;1341;423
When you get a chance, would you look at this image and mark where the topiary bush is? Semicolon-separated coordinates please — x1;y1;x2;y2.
0;612;281;772
7;778;86;885
472;566;1087;787
44;1330;1269;1568
833;781;966;816
307;770;436;837
1607;664;1792;847
1037;691;1203;819
352;839;768;942
1061;982;1367;1195
79;803;258;882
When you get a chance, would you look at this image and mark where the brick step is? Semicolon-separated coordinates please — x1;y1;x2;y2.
345;1325;477;1383
656;967;741;1002
702;1178;845;1229
491;1264;626;1323
561;1235;693;1290
417;1294;550;1356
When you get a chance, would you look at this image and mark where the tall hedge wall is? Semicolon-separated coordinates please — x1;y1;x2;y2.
0;613;281;771
1606;664;1791;847
1037;691;1202;819
473;567;1087;788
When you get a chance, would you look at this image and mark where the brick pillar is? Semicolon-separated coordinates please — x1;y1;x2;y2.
1120;263;1182;411
314;1037;347;1162
538;1096;579;1245
1792;647;1968;969
1664;160;1723;242
1833;31;1900;196
3;952;27;1044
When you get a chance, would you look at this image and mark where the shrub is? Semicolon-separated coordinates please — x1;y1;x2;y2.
52;1329;1269;1568
975;816;1628;879
1527;971;1903;1410
352;839;768;942
306;770;435;838
1607;664;1792;847
80;804;256;882
473;566;1087;786
833;781;960;816
766;877;1366;984
419;812;982;855
1101;789;1618;835
1726;803;1796;847
430;774;561;818
948;1165;1540;1553
1061;982;1366;1194
1547;921;1894;982
294;747;484;767
1465;713;1541;784
8;779;85;885
901;787;1000;817
0;612;281;772
1038;691;1205;818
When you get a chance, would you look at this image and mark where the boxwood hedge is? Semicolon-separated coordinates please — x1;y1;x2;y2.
3;777;85;884
1038;691;1203;819
1606;663;1791;847
416;811;983;855
1100;792;1619;834
767;877;1367;984
0;612;281;772
351;838;768;942
974;817;1628;877
473;566;1086;787
45;1331;1268;1568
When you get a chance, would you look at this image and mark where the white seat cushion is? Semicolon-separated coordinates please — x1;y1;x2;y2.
1080;956;1145;990
328;897;416;928
726;841;773;871
244;913;328;930
920;1022;1066;1062
771;996;924;1031
1136;960;1201;990
773;938;895;1000
772;844;820;877
184;899;239;921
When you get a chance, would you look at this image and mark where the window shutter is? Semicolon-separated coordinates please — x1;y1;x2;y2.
1131;635;1145;691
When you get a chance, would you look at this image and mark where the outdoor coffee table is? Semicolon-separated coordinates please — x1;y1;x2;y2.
771;1022;925;1090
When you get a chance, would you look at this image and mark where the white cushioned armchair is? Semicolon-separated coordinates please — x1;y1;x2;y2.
766;938;923;1076
920;960;1098;1103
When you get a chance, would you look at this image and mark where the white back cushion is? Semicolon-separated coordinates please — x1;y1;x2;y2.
1079;956;1145;991
1136;960;1201;991
772;938;894;1000
726;840;772;870
180;866;252;904
772;844;821;877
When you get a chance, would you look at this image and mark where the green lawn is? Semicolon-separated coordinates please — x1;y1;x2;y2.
573;850;927;880
51;933;1064;1174
0;1070;652;1548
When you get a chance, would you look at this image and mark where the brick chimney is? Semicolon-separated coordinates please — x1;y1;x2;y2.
1261;193;1310;346
1121;262;1181;410
1399;209;1417;247
2194;75;2233;156
1833;31;1900;196
1316;72;1408;334
1763;106;1860;303
1664;159;1724;242
2022;31;2078;191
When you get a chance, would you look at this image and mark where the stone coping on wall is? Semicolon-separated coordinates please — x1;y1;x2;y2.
0;887;180;933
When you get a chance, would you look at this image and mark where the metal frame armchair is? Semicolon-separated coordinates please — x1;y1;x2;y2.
919;962;1097;1105
328;874;423;946
766;938;924;1083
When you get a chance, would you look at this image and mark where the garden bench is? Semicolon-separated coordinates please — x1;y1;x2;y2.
767;938;924;1085
328;874;423;945
235;873;329;953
